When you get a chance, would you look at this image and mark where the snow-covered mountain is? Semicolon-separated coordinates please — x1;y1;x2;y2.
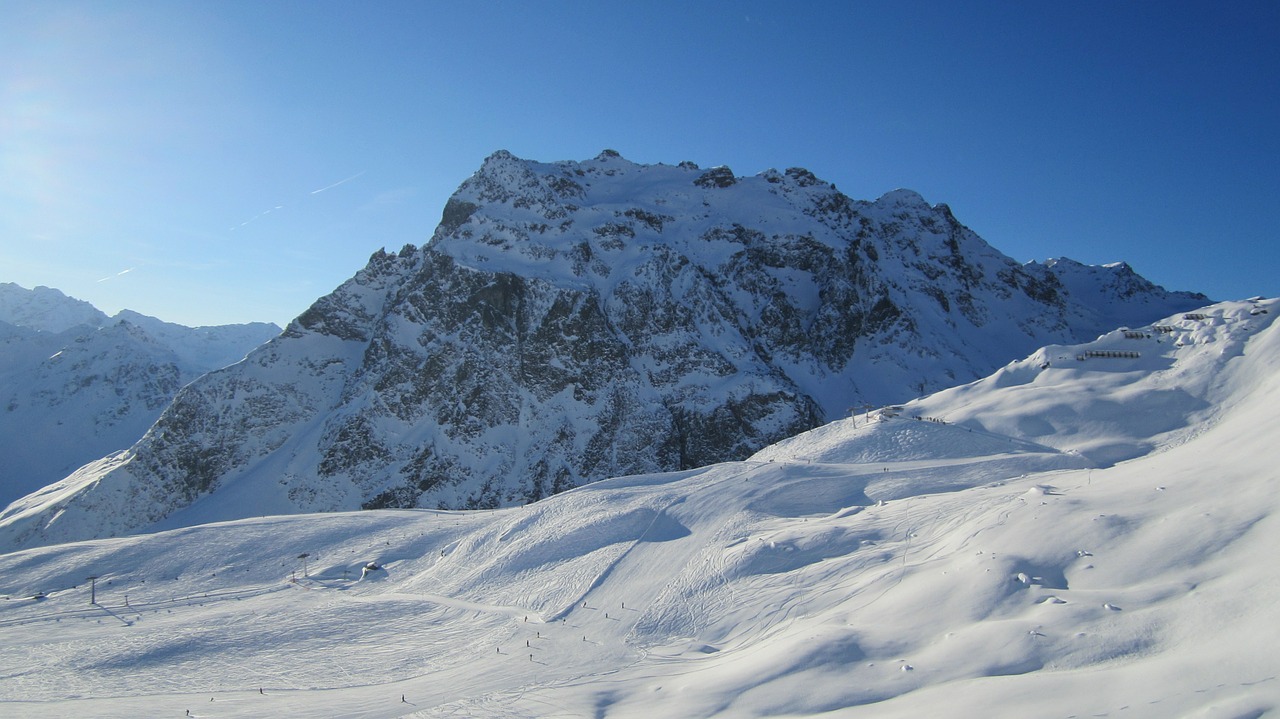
0;282;107;332
0;283;281;505
1;297;1274;718
0;151;1208;549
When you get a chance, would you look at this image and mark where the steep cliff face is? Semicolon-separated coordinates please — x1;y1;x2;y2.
0;151;1209;549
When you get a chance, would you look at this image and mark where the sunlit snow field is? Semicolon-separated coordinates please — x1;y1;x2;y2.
2;299;1277;718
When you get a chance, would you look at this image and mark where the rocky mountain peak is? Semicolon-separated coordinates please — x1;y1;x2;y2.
0;152;1212;549
874;188;932;210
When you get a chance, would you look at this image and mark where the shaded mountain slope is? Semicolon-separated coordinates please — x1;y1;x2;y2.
0;283;280;504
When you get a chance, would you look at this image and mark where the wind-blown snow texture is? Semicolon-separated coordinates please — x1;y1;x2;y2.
0;283;280;505
0;151;1207;549
0;297;1275;718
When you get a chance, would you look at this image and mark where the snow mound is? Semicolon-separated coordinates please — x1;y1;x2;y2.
749;410;1063;465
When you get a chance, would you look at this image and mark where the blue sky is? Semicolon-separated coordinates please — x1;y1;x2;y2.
2;1;1277;327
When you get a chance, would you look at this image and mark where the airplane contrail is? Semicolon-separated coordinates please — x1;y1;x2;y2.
229;172;364;231
311;170;366;195
96;267;135;282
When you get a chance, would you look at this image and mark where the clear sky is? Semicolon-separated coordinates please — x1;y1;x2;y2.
2;1;1277;328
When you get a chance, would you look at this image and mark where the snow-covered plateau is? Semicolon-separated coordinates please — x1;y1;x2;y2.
1;297;1275;718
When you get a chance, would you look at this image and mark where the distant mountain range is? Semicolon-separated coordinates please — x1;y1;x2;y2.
0;282;280;506
0;151;1209;550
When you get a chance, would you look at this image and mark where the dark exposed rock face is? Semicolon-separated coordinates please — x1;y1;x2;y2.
0;151;1209;548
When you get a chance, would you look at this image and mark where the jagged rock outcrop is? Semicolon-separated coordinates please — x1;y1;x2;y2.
0;151;1209;549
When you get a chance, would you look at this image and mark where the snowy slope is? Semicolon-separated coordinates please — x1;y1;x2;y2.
0;297;1274;717
906;298;1271;465
0;283;280;505
0;152;1209;547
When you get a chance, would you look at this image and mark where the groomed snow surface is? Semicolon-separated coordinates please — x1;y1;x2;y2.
2;299;1277;718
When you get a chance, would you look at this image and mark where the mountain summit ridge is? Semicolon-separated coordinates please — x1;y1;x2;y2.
0;151;1209;549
